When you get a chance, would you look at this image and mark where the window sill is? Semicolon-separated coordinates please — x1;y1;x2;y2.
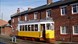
72;12;78;14
60;33;68;35
73;33;78;35
61;14;66;16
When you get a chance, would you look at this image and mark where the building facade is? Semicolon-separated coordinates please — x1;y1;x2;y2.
1;25;12;36
11;0;78;42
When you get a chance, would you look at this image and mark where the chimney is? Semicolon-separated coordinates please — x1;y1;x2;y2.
28;7;32;10
47;0;52;5
17;8;20;13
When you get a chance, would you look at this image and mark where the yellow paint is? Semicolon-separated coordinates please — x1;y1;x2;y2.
18;30;55;39
45;30;55;39
18;31;42;38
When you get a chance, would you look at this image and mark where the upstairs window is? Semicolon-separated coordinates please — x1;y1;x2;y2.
73;25;78;35
25;15;27;21
12;19;14;23
60;6;67;16
46;9;51;18
60;26;67;34
72;3;78;14
18;17;20;21
34;12;38;20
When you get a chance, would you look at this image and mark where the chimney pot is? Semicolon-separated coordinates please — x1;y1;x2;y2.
28;7;32;10
47;0;52;5
17;8;20;13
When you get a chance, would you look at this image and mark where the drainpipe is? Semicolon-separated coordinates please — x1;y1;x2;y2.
68;16;72;42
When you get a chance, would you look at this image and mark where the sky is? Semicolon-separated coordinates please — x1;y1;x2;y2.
0;0;59;21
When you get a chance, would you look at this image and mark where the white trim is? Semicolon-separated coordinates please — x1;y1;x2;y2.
34;12;38;20
71;3;78;14
60;26;67;34
72;26;78;35
38;24;40;31
25;15;27;21
46;9;51;18
18;24;20;31
60;6;67;16
12;19;14;23
19;22;54;25
18;17;20;21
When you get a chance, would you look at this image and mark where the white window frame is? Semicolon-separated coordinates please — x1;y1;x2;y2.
46;9;51;18
34;12;38;20
25;15;27;21
12;19;14;23
60;26;67;34
72;25;78;35
18;17;20;21
60;6;67;16
71;3;78;14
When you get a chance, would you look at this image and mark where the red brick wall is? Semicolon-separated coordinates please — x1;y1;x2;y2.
1;26;12;36
1;27;5;35
28;13;34;20
52;5;78;42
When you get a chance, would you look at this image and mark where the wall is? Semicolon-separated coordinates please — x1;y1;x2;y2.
1;26;12;36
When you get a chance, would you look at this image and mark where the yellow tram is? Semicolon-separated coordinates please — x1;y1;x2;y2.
17;19;55;42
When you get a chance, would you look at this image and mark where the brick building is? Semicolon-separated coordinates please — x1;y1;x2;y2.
1;24;12;36
11;0;78;42
0;19;12;36
0;19;8;35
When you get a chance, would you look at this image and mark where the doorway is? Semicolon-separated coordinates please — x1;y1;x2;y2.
41;24;46;39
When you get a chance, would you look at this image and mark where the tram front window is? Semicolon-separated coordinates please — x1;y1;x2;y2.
46;23;51;30
46;23;54;30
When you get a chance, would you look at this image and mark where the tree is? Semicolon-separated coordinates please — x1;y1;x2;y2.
8;20;11;25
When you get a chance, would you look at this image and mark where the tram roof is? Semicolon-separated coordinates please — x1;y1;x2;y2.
18;19;54;25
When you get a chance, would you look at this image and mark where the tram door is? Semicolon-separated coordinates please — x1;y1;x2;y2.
41;24;46;39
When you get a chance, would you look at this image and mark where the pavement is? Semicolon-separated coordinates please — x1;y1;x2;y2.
0;42;6;44
0;35;51;44
0;35;78;44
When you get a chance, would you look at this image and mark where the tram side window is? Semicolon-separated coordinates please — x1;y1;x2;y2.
25;25;27;31
35;24;38;31
20;25;23;31
28;25;30;31
23;25;25;31
46;23;51;30
20;26;22;31
31;25;34;31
